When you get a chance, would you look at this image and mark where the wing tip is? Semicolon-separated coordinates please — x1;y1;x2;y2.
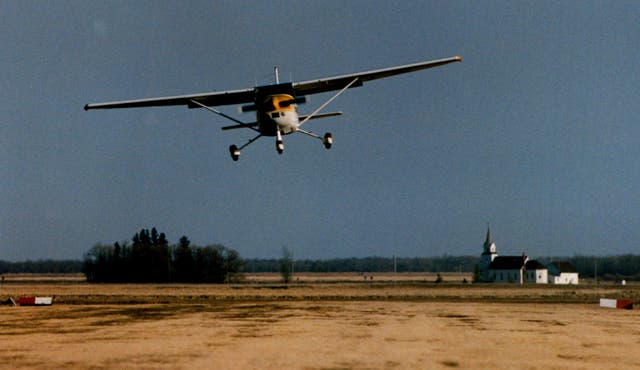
455;55;462;62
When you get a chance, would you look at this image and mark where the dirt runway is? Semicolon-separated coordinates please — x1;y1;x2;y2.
2;299;639;369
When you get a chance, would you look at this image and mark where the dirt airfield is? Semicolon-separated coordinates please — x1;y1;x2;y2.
1;273;639;369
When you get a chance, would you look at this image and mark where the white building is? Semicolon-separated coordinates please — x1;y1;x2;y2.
478;227;575;284
488;256;548;284
547;262;579;284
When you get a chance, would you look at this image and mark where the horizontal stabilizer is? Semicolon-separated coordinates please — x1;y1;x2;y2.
298;112;343;121
221;122;258;131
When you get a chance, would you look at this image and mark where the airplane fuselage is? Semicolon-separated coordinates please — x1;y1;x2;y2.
257;94;299;136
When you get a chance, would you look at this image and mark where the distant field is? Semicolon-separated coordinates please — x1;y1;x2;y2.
0;273;86;282
1;272;637;305
243;271;472;283
1;272;469;283
1;274;639;369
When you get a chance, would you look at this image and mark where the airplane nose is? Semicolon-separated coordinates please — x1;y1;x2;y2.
277;121;297;134
275;114;298;134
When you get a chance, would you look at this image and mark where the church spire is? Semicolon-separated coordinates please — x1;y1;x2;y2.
480;223;497;281
482;223;497;255
483;223;493;249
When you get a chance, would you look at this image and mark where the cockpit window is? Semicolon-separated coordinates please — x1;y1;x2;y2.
271;112;280;118
264;101;276;111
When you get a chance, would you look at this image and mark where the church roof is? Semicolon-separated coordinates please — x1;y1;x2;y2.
525;260;546;270
489;256;547;271
549;261;577;273
489;256;525;270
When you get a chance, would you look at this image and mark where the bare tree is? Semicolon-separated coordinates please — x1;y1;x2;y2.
280;247;293;284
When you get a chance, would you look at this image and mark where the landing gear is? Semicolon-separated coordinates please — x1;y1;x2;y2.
323;132;333;149
276;129;284;154
228;134;263;161
276;140;284;154
297;129;335;150
229;145;240;161
229;130;332;161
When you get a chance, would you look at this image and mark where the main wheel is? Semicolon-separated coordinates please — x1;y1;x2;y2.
323;132;333;149
229;145;240;161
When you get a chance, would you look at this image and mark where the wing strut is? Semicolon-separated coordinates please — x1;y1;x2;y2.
189;99;259;133
298;77;359;127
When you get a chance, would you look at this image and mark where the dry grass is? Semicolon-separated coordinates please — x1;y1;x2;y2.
1;274;639;369
1;273;638;305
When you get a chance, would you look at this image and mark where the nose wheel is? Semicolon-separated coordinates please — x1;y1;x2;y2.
276;129;284;154
276;139;284;154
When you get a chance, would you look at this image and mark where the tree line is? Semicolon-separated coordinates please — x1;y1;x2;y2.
0;259;83;274
83;228;244;283
245;255;640;281
568;254;640;281
3;250;640;281
245;255;480;274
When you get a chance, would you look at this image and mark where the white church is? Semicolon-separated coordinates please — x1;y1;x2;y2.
478;227;579;284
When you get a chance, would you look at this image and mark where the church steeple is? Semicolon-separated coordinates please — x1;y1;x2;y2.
482;224;497;255
480;224;498;282
483;225;493;250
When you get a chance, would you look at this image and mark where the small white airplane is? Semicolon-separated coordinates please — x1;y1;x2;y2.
85;56;461;161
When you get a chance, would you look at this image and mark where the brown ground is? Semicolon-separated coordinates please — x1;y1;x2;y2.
1;275;639;369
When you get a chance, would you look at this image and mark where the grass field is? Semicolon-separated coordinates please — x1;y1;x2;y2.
1;274;639;369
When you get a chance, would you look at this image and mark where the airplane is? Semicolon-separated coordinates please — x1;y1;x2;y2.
85;55;461;161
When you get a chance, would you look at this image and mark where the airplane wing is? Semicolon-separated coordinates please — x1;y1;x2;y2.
293;56;461;96
84;88;255;110
85;56;460;110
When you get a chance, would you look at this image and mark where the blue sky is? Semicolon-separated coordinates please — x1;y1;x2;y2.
2;1;640;261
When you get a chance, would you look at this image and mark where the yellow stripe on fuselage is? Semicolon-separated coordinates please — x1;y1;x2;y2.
266;94;296;112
